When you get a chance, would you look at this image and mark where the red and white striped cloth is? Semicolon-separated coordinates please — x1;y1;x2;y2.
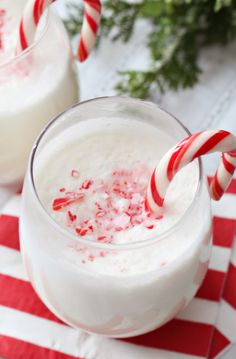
0;178;236;358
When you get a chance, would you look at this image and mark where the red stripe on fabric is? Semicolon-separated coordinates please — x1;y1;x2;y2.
213;217;236;247
78;38;88;62
19;20;28;50
150;171;164;207
0;215;19;250
86;0;101;12
226;177;236;194
123;319;213;357
222;153;235;175
208;328;231;359
0;274;64;324
193;130;230;159
196;269;225;301
85;10;98;34
223;263;236;309
0;335;81;359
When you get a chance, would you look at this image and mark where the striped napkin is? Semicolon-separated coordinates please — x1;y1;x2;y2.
0;178;236;359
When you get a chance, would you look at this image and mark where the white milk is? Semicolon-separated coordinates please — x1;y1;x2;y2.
0;0;78;186
20;115;212;337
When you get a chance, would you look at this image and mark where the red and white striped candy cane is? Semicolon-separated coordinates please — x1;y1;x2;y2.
16;0;101;62
146;130;236;213
78;0;101;62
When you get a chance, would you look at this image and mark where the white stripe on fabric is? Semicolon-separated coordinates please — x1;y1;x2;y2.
0;305;100;358
177;298;218;325
214;344;232;359
1;195;21;217
209;246;231;272
212;193;236;219
230;241;236;267
215;300;236;342
0;187;14;209
0;245;28;281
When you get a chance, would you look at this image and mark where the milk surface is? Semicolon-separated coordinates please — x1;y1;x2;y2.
0;0;78;186
35;117;200;271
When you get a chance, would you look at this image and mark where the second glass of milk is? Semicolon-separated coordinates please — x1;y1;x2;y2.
0;0;78;187
20;97;212;338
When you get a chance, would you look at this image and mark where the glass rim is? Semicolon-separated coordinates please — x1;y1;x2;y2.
29;96;204;251
0;6;50;69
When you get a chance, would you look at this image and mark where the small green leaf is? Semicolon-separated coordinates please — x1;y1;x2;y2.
214;0;232;12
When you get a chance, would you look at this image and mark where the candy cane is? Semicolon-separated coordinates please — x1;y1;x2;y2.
16;0;101;62
146;130;236;213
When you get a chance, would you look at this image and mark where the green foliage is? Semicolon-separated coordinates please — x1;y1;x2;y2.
64;0;236;98
63;3;83;37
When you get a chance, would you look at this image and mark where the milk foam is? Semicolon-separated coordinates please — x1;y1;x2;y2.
34;117;203;274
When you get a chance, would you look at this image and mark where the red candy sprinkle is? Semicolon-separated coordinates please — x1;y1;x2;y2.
76;227;88;236
146;225;154;229
80;229;88;236
53;197;73;211
97;236;107;241
81;179;93;189
95;202;102;210
68;211;77;222
52;193;84;211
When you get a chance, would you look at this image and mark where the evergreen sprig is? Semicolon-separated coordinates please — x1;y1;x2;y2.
64;0;236;98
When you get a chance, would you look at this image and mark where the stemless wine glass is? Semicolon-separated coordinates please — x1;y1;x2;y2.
0;0;79;188
20;97;212;338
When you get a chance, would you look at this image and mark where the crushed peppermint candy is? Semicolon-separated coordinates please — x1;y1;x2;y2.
51;165;163;243
52;193;85;211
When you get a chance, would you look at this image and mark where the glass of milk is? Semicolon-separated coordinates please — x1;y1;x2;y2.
0;0;79;187
20;97;212;338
